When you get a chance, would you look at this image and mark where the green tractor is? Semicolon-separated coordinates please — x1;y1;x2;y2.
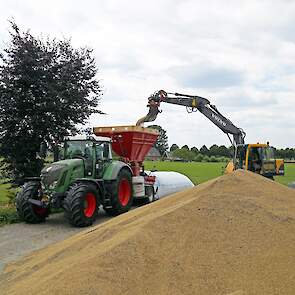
16;135;135;227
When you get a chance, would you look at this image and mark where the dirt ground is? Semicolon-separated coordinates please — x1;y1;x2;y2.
0;210;111;273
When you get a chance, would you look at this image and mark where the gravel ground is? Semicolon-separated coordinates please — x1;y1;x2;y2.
0;195;171;274
0;210;111;273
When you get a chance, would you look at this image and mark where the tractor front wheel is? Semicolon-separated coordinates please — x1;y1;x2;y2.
16;182;49;223
64;183;99;227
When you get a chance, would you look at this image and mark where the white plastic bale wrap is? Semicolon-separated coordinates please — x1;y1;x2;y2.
146;171;194;199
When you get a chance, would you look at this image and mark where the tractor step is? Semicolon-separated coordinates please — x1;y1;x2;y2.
103;196;112;209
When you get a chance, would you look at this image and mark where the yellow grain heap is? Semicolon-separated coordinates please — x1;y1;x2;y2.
2;170;295;295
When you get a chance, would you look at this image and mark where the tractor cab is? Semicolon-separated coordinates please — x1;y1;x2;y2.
234;143;278;178
63;135;112;178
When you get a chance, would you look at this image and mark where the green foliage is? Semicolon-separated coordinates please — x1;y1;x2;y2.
173;144;233;159
200;145;210;156
0;21;102;183
148;125;169;155
275;148;295;160
219;156;229;163
209;156;218;162
6;188;17;204
172;147;230;163
0;205;20;225
170;142;294;161
191;146;199;154
172;148;194;161
202;155;210;162
194;153;204;162
170;144;179;152
209;144;219;157
217;145;231;157
0;186;9;203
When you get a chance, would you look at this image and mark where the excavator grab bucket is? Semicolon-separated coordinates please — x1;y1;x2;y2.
136;91;166;126
136;104;160;126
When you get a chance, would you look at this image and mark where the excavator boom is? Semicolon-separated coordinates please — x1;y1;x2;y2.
137;90;245;146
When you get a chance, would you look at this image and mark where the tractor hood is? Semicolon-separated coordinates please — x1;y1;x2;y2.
41;159;83;190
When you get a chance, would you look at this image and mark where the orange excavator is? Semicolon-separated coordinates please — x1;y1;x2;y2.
137;90;284;179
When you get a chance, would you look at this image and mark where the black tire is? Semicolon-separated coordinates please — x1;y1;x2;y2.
64;183;99;227
143;185;156;204
16;182;49;223
104;169;133;216
133;185;155;206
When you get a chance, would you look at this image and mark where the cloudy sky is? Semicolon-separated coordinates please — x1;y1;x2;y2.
0;0;294;148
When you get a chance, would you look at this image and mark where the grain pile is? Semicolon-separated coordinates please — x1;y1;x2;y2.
2;170;295;295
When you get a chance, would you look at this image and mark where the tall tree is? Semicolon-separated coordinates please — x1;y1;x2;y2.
0;22;102;183
209;144;219;156
148;125;169;155
200;145;209;156
172;147;194;161
170;144;179;152
191;146;199;154
218;145;231;157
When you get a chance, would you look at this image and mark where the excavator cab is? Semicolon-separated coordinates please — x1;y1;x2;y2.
233;144;280;178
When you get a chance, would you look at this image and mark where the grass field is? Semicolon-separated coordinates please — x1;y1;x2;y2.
275;163;295;185
145;161;295;186
145;161;225;185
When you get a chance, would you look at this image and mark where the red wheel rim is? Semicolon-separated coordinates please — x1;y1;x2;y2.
33;205;47;216
118;179;131;206
84;193;96;217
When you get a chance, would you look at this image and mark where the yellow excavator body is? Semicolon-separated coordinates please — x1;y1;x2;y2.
225;160;235;174
225;143;284;177
275;159;285;176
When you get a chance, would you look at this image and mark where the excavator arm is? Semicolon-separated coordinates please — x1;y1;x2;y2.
136;90;246;146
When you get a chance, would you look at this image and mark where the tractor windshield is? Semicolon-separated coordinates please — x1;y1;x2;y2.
64;140;93;159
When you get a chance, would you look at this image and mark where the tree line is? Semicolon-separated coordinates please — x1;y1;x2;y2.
275;148;295;160
169;144;295;162
170;144;232;162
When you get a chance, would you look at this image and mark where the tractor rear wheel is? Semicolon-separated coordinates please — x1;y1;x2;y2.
104;170;133;216
16;182;49;223
64;183;99;227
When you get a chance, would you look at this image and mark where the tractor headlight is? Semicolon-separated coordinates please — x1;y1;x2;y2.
49;180;59;190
